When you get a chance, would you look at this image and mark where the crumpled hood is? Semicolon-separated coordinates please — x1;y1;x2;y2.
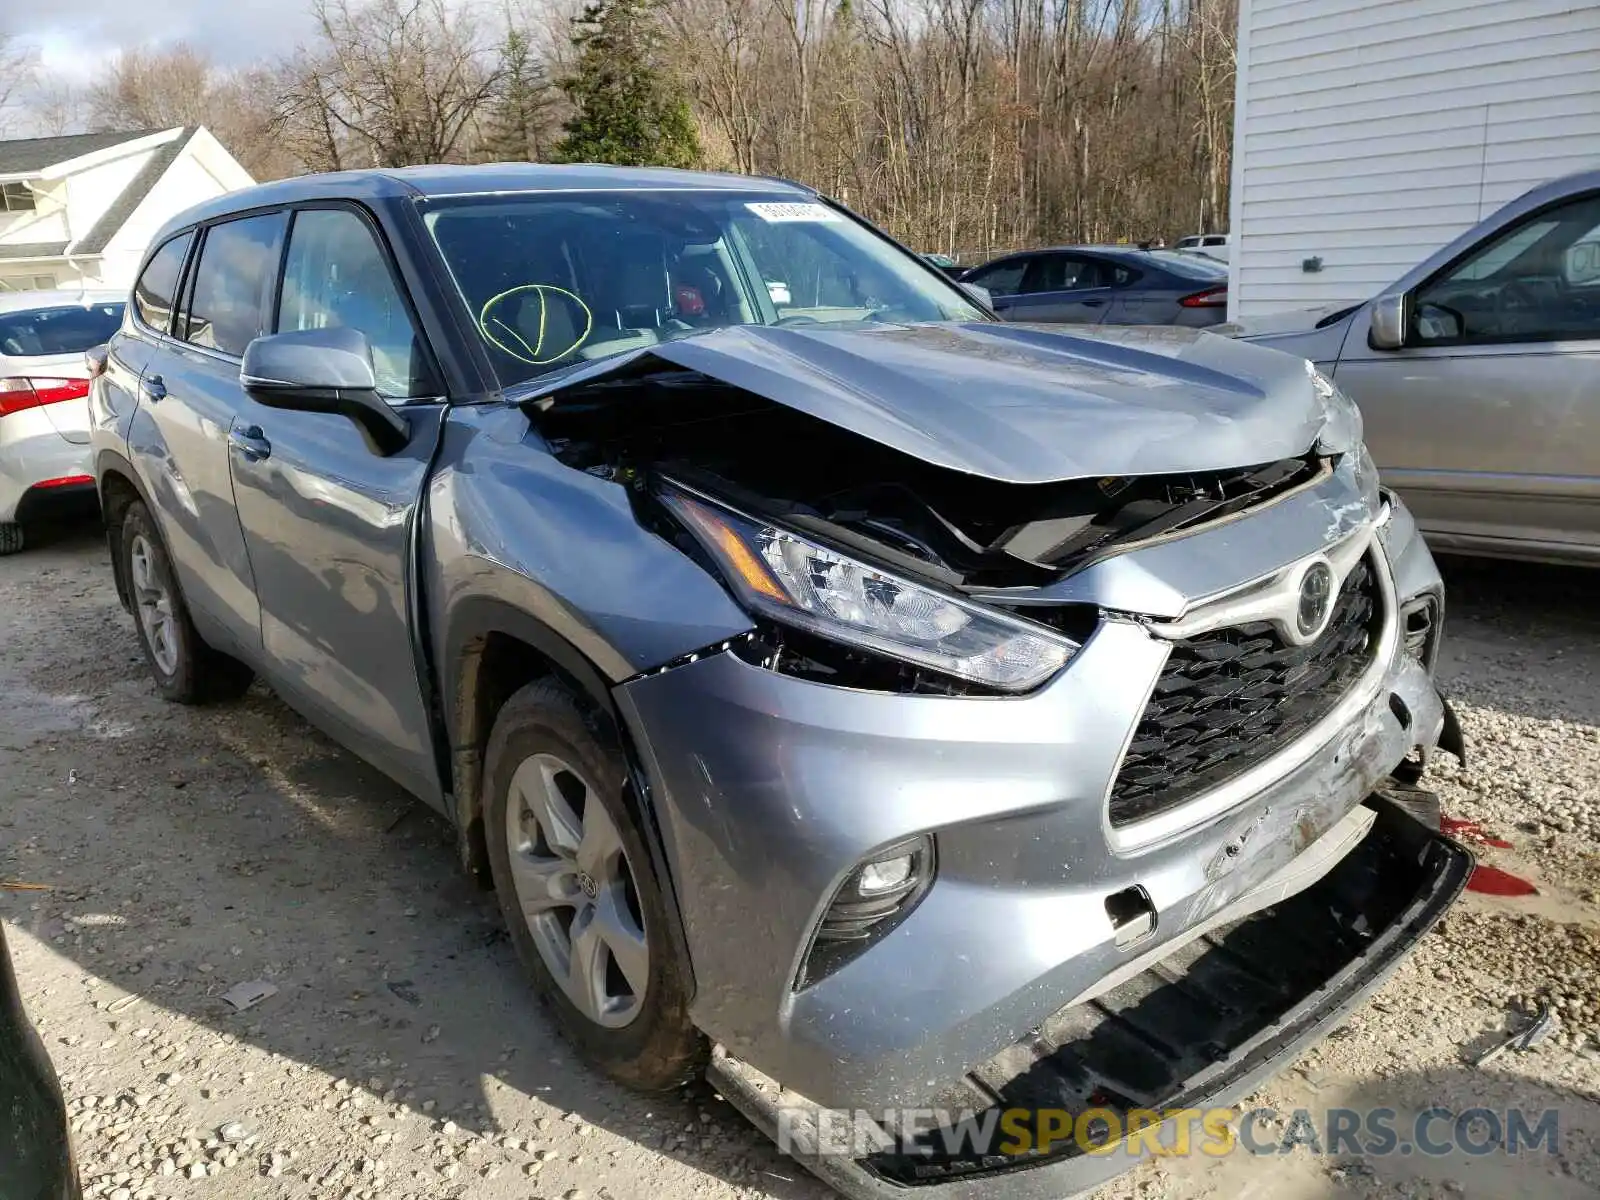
519;321;1327;485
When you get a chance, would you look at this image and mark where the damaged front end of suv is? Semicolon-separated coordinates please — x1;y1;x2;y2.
442;316;1470;1200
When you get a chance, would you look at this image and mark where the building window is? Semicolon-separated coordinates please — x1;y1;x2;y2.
0;183;37;212
0;274;57;292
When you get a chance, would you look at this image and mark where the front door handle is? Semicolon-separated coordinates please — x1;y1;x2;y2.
228;425;272;462
1082;298;1108;308
141;374;166;402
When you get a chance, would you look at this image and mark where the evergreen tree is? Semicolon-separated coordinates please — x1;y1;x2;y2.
552;0;700;169
477;28;556;163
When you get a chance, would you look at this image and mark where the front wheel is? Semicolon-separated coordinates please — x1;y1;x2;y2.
119;502;254;704
483;678;705;1090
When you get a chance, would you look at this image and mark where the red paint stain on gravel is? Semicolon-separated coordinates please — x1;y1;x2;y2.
1467;864;1539;896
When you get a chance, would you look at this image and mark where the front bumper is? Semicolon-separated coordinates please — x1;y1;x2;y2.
712;801;1471;1200
616;473;1451;1116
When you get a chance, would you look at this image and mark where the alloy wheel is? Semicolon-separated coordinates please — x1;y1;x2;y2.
129;534;180;676
504;752;650;1027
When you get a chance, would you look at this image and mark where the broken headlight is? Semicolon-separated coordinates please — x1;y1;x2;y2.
1308;361;1365;454
661;486;1077;691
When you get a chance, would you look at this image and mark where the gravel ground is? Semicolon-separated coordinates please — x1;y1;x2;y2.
2;524;1597;1200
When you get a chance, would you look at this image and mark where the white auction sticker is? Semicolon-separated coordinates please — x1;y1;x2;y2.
746;201;842;223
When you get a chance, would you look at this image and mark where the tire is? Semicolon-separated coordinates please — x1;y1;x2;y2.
484;678;705;1091
120;501;254;704
0;523;20;556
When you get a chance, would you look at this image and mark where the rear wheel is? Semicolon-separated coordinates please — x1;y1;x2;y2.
484;678;704;1090
120;502;254;704
0;523;21;556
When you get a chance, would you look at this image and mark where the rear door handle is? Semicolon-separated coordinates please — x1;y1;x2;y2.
228;425;271;462
1082;298;1108;308
141;374;166;402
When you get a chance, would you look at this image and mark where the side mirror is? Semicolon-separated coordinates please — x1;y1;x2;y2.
1368;293;1407;350
960;282;994;309
240;327;410;455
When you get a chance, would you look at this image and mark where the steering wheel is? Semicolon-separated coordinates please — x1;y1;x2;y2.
1495;281;1541;336
1416;300;1467;341
775;314;820;327
478;284;594;366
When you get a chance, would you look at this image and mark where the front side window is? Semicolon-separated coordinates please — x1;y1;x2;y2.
1413;193;1600;344
133;232;193;333
421;191;985;386
278;208;434;400
183;213;285;356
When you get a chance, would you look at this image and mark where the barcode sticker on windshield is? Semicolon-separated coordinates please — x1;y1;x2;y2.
746;202;842;223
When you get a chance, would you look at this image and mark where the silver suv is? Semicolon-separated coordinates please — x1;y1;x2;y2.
1233;170;1600;565
89;165;1469;1199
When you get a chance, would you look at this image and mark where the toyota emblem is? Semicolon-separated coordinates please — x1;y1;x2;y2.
1296;561;1336;639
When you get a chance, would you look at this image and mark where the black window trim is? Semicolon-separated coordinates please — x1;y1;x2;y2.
272;199;446;405
1404;187;1600;351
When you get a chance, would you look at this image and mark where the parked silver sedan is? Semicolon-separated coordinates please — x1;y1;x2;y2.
1232;171;1600;565
0;291;125;554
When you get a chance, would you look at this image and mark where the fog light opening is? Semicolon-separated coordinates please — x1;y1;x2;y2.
1400;596;1439;666
795;835;935;989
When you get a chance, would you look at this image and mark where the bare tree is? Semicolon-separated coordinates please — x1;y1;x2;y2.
0;30;39;134
28;77;82;137
86;44;214;131
12;0;1240;253
276;0;506;168
82;44;298;180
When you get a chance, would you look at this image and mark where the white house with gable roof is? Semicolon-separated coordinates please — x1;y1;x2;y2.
0;126;254;295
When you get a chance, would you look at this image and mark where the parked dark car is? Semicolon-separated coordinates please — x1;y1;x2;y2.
920;252;966;279
962;245;1229;326
0;922;81;1200
90;165;1466;1200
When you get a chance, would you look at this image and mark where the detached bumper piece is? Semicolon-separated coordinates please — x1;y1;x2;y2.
712;799;1471;1200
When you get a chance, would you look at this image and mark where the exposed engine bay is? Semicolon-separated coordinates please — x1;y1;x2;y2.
530;364;1331;595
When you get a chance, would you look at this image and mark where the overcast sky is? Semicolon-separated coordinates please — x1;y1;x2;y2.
12;1;319;84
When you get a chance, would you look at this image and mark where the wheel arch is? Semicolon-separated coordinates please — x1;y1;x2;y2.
96;448;154;615
442;596;697;1000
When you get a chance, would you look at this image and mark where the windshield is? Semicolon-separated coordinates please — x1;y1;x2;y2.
420;191;986;385
0;301;124;357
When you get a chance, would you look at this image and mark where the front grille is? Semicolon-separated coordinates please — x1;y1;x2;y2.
1108;555;1382;828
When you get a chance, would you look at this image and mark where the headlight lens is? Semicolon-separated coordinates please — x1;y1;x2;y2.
1308;361;1364;454
662;487;1077;691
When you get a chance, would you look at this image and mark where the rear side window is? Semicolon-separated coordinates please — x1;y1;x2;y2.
1023;255;1102;292
133;232;193;333
183;213;286;357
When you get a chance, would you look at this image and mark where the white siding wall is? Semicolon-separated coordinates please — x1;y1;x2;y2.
1229;0;1600;317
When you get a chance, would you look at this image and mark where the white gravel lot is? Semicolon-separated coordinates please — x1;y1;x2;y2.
1;524;1596;1200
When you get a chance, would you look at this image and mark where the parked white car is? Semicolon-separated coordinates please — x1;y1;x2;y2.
0;290;125;554
1176;233;1230;264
